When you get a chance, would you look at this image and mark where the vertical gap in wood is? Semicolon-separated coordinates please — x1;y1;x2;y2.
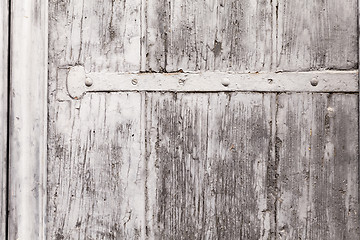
5;0;11;239
358;0;360;227
144;91;154;239
143;92;149;239
274;93;280;240
140;0;147;72
270;0;279;72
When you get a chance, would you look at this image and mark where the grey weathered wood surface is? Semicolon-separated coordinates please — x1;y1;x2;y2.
145;93;276;239
145;0;357;72
9;0;47;239
276;94;359;239
48;0;358;73
275;0;358;71
47;93;146;239
47;0;359;239
47;92;359;239
0;1;8;239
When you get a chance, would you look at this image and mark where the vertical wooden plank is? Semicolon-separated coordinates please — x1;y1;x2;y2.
145;0;272;72
205;93;276;239
47;93;146;239
0;1;8;239
275;0;358;71
9;0;47;239
47;1;144;238
276;93;359;239
146;92;276;239
145;93;211;239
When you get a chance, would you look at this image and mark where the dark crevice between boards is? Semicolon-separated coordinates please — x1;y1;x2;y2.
265;93;280;239
358;0;360;228
274;103;281;240
275;93;281;239
143;92;150;238
63;63;359;75
139;68;357;74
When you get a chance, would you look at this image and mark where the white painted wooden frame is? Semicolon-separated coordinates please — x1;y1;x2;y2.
0;1;9;239
9;0;47;239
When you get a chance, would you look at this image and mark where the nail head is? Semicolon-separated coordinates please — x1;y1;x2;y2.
222;78;230;87
131;79;138;85
85;77;93;87
310;78;319;86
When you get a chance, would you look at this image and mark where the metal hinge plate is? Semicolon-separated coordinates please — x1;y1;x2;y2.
57;66;358;100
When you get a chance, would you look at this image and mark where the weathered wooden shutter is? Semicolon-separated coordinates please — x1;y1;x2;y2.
4;0;360;239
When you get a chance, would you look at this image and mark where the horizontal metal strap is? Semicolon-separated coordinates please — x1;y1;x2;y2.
57;66;358;100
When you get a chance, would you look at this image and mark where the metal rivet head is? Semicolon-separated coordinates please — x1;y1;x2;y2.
131;79;138;85
310;78;319;86
85;77;93;87
222;78;230;87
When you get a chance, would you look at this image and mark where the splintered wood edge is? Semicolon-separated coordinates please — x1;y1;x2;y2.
60;66;358;100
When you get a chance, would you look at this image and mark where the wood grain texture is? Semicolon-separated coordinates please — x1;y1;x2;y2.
145;93;277;239
48;1;144;238
144;0;357;72
276;94;359;239
9;0;47;239
0;1;8;239
48;0;358;74
47;0;359;239
275;0;358;71
48;0;144;141
47;93;146;239
145;0;273;72
48;0;141;73
47;92;359;239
